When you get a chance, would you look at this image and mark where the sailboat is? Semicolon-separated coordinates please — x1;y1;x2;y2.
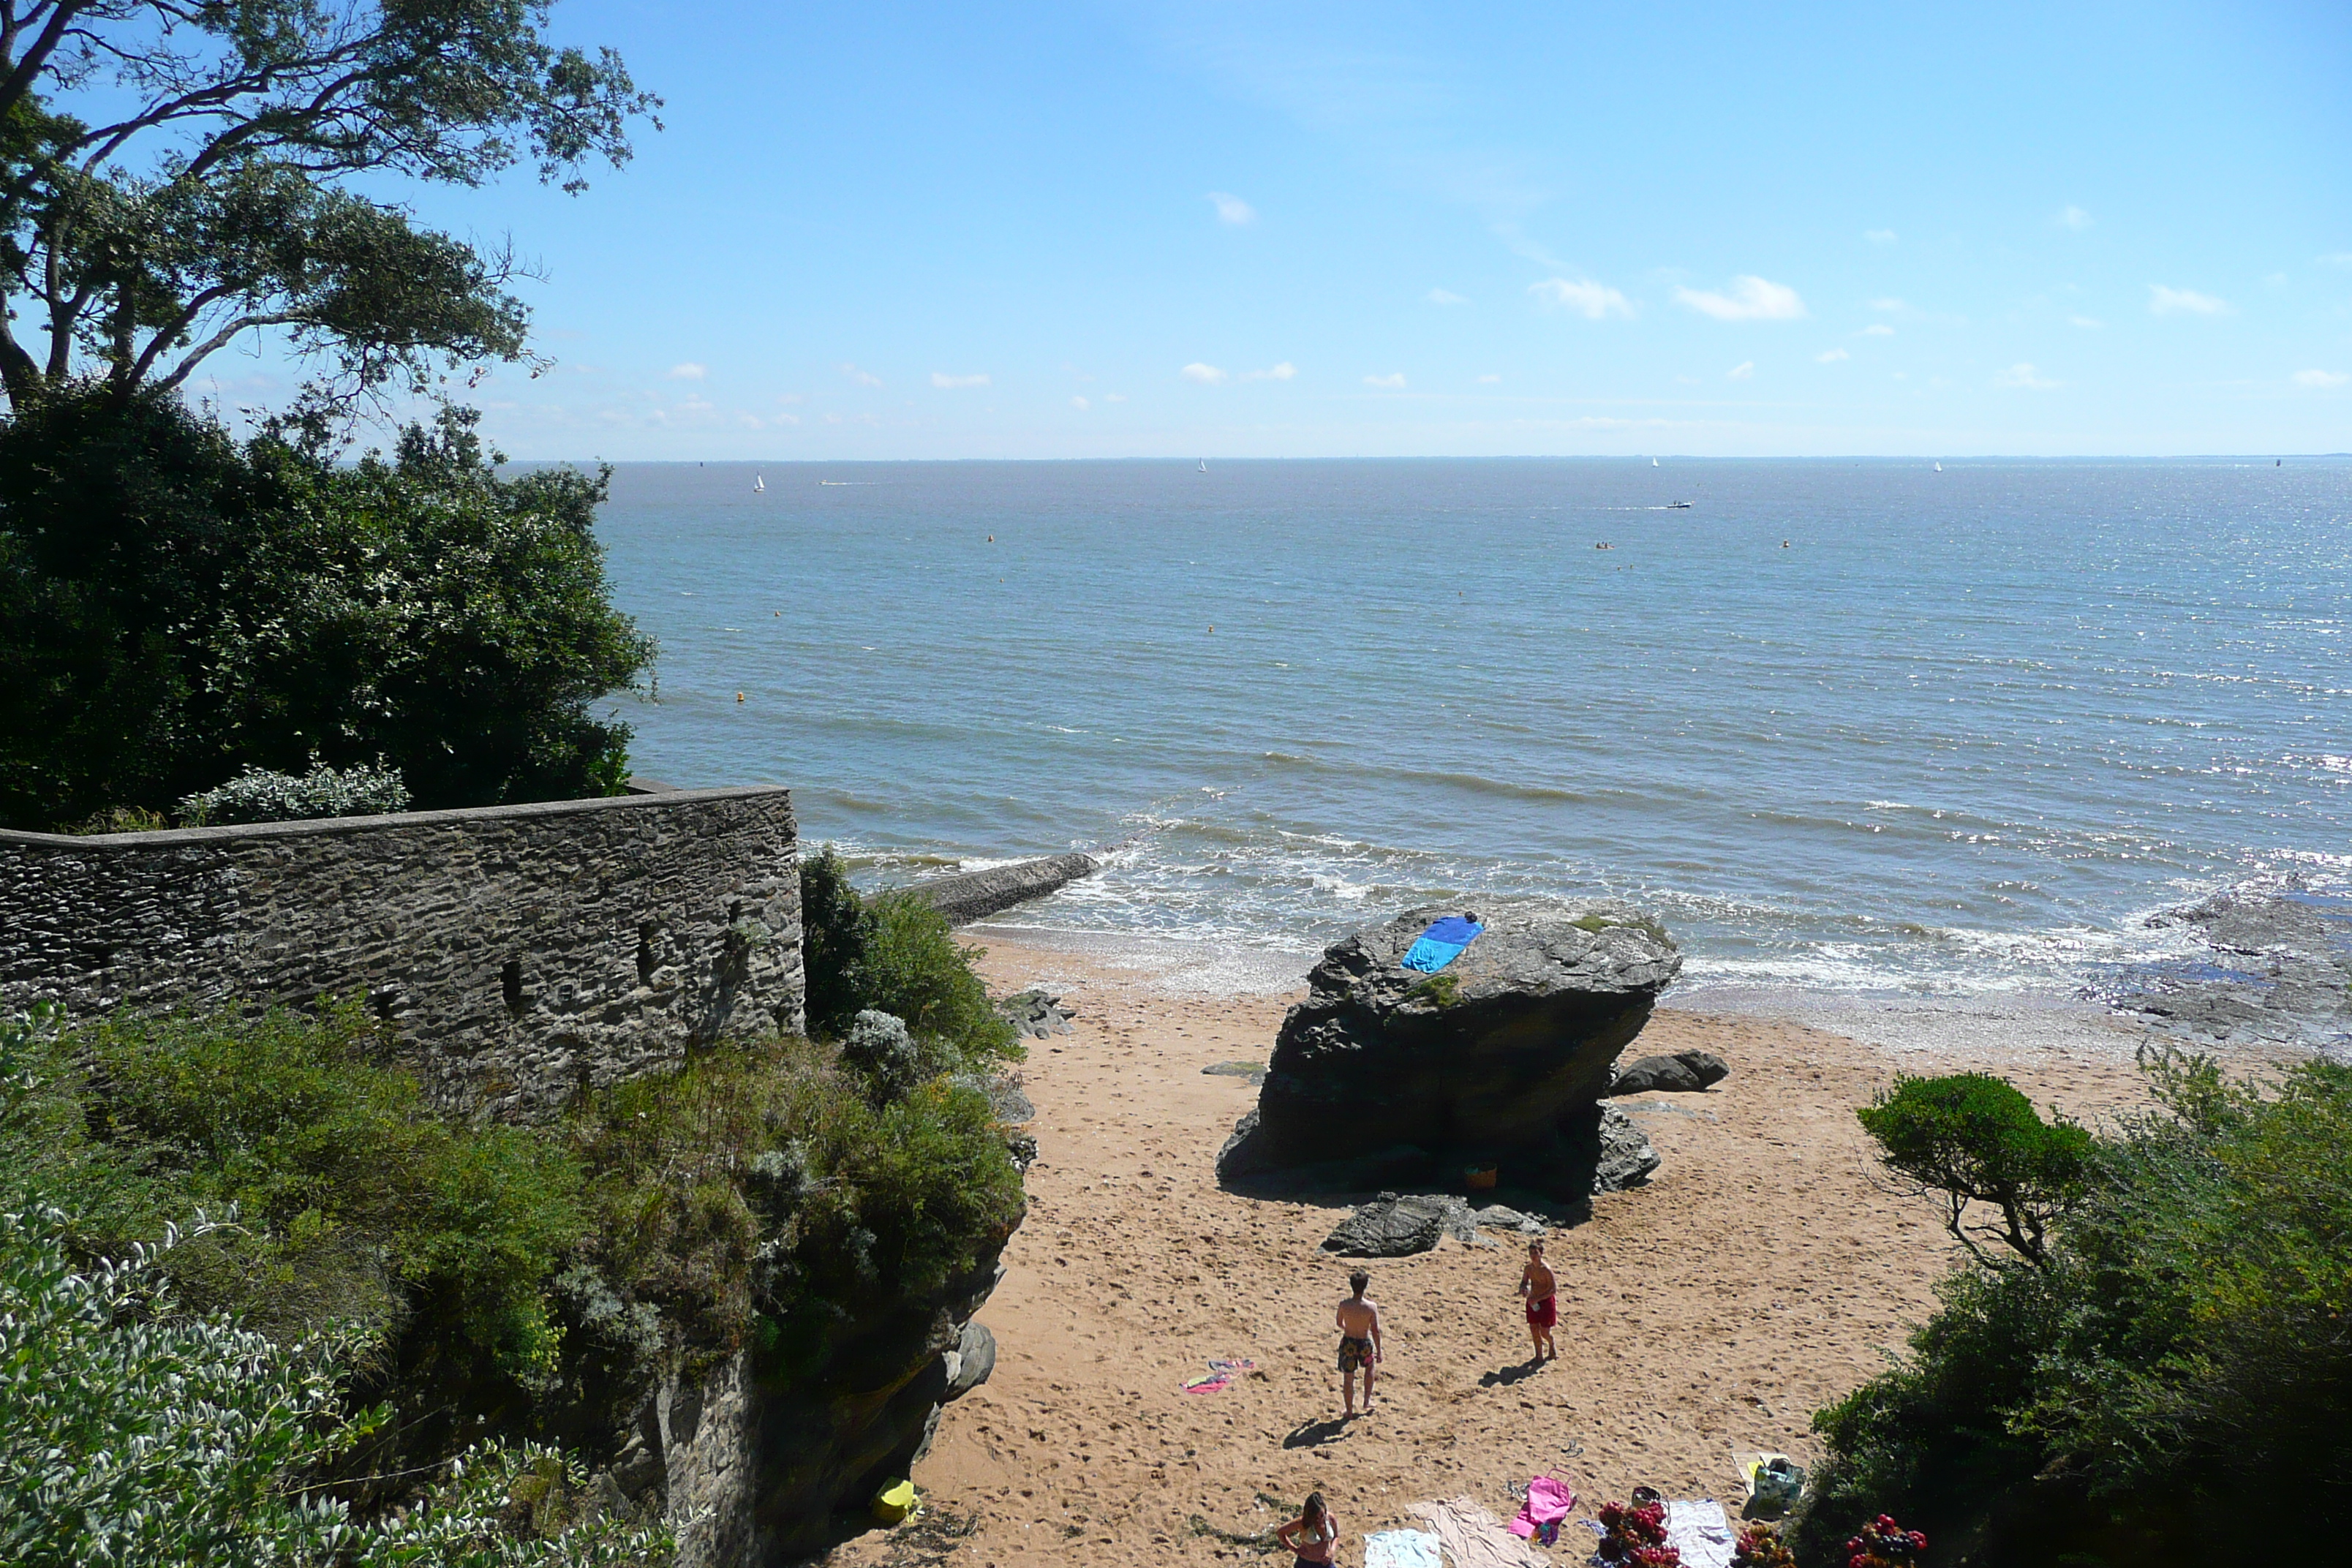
753;473;765;493
1198;459;1208;473
1933;461;1942;472
1652;457;1659;467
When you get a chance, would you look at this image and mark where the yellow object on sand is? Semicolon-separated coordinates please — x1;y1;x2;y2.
872;1480;919;1524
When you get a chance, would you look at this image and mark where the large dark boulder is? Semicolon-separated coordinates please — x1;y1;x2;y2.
1322;1193;1478;1256
1218;904;1681;1202
1610;1048;1729;1095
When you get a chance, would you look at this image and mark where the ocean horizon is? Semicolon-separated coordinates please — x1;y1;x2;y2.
587;455;2351;1041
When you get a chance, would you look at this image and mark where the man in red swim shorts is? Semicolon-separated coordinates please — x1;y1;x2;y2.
1519;1239;1558;1362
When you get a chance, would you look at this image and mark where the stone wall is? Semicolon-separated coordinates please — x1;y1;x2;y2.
0;786;802;1120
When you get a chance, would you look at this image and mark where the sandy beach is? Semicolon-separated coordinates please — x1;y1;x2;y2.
827;935;2172;1568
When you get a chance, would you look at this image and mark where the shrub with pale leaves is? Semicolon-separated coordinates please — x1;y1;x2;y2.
178;760;412;826
0;1207;668;1568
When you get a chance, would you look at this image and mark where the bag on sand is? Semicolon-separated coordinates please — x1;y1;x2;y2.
1744;1455;1806;1515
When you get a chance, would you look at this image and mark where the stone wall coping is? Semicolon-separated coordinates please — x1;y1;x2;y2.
0;783;791;852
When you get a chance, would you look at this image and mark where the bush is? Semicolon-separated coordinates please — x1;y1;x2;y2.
0;1205;668;1568
567;1039;1025;1368
1804;1053;2352;1568
0;385;652;829
1856;1072;2091;1267
4;995;1025;1556
1;1000;586;1458
799;845;872;1040
179;759;412;825
797;844;1022;1070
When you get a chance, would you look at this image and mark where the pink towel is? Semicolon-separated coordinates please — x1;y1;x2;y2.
1508;1476;1575;1539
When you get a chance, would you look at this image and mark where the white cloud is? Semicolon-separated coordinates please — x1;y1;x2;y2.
1242;361;1297;382
1427;287;1468;306
2069;314;2104;328
1363;372;1407;389
930;372;990;388
1865;229;1896;245
1997;362;2059;388
1675;276;1808;321
2057;205;2093;231
668;362;707;380
1869;298;1906;313
1071;395;1091;410
2149;284;2231;316
1815;347;1850;363
2291;369;2349;388
2265;272;2289;288
1207;191;1256;225
1862;323;1896;336
1180;362;1228;385
2321;252;2352;268
839;362;883;388
1104;392;1127;402
1726;361;1754;380
1476;373;1502;384
1529;277;1634;318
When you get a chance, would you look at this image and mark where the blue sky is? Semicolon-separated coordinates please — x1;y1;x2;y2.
204;1;2352;458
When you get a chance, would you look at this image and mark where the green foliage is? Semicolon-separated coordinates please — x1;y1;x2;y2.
4;995;1023;1558
1404;973;1463;1008
797;844;1023;1069
64;805;168;834
568;1040;1025;1365
180;759;412;826
3;1000;584;1398
1858;1072;2091;1267
1806;1054;2352;1568
0;1;655;407
0;388;653;827
800;845;872;1038
0;1206;668;1568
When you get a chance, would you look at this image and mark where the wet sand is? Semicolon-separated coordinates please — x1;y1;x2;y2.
826;935;2166;1567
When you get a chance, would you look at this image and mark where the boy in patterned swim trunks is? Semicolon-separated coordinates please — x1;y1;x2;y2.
1335;1268;1382;1417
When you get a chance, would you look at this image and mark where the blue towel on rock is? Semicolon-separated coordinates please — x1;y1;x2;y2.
1401;914;1485;973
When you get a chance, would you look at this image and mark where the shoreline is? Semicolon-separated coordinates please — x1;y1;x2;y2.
964;919;2173;1059
826;931;2196;1568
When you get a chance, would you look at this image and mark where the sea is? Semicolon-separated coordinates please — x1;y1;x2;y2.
589;457;2352;1047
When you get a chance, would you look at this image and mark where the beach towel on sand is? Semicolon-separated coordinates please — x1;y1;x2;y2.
1180;1357;1256;1393
1402;915;1485;973
1664;1499;1735;1568
1365;1529;1444;1568
1411;1496;1546;1568
1508;1475;1575;1543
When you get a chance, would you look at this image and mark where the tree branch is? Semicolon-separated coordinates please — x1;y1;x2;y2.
0;0;86;127
126;278;233;385
156;309;305;391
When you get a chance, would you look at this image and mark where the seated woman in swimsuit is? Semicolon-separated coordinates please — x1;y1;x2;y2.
1276;1493;1340;1568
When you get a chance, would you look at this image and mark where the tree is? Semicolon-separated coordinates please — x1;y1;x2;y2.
1857;1072;2091;1270
0;383;653;826
0;1;657;408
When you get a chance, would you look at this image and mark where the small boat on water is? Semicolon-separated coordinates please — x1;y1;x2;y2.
1651;457;1659;467
1199;458;1208;472
1669;501;1692;509
1933;461;1942;472
754;473;766;492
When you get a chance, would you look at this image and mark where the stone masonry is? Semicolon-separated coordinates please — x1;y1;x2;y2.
0;785;803;1120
